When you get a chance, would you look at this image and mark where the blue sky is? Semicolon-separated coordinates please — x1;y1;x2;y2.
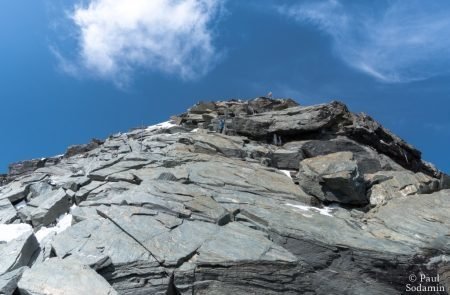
0;0;449;173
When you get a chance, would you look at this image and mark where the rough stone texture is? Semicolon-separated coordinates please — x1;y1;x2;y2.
65;138;104;158
28;188;71;228
18;258;117;295
298;152;367;204
441;173;450;189
0;174;7;187
0;97;446;294
366;170;440;205
0;231;39;276
0;198;17;224
0;181;30;203
0;267;27;295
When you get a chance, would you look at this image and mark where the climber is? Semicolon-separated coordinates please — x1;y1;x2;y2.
273;133;282;146
219;118;225;134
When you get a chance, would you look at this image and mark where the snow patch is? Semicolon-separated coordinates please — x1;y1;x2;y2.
0;224;33;243
285;203;334;217
35;211;75;243
70;204;78;212
191;128;199;133
280;170;293;179
14;200;27;210
146;121;177;132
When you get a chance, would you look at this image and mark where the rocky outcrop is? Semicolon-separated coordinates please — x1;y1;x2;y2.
65;138;104;158
366;170;440;205
0;97;448;294
298;152;367;205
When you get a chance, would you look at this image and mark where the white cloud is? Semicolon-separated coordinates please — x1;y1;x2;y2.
61;0;223;84
279;0;450;83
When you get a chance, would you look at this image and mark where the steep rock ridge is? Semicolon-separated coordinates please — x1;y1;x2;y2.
0;97;449;294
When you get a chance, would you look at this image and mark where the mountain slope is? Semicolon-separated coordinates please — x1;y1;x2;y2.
0;97;449;295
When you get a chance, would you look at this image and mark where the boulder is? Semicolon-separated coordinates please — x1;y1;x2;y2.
0;181;29;203
0;231;39;275
28;188;71;228
298;152;367;204
18;258;118;295
0;267;28;295
366;171;440;205
284;137;404;174
270;148;304;170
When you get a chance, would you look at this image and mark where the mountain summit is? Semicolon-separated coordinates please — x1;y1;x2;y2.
0;97;449;294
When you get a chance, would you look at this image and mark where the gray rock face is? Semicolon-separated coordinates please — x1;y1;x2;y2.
18;258;117;295
0;97;447;294
298;152;367;204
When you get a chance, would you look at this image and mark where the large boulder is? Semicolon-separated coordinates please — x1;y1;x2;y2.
18;258;118;295
0;230;39;275
298;151;367;204
28;188;71;228
283;137;404;174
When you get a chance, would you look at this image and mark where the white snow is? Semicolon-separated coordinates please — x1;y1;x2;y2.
280;170;293;179
191;128;199;133
35;210;75;243
14;200;27;210
285;203;334;217
70;204;78;212
146;121;177;132
0;224;33;243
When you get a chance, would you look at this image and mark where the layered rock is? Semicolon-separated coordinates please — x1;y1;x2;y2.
18;258;118;295
0;97;448;294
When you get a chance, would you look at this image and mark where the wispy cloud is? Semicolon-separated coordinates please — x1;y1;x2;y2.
279;0;450;83
55;0;223;86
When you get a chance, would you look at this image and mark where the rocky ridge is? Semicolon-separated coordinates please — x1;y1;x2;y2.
0;97;449;295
